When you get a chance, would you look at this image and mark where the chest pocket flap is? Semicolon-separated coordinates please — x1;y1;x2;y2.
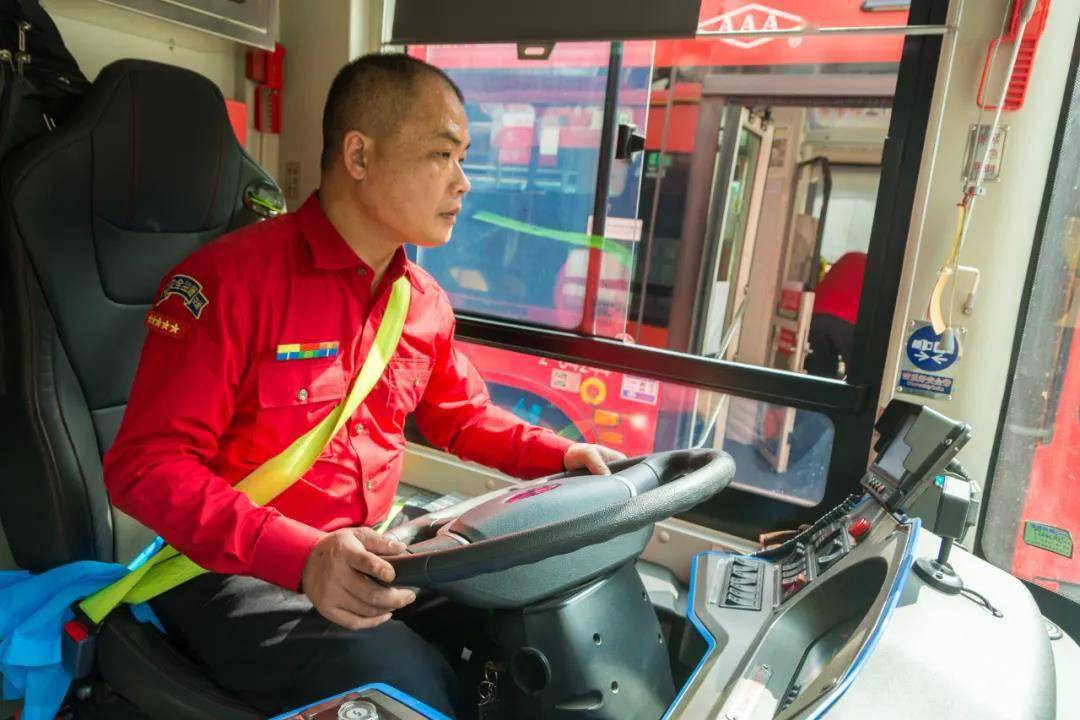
388;357;433;408
257;359;347;409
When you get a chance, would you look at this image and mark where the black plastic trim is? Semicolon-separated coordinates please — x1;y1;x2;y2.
455;314;863;413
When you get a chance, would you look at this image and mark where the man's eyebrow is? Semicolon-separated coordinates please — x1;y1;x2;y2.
437;131;471;150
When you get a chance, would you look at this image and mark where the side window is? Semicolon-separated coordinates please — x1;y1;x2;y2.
982;55;1080;606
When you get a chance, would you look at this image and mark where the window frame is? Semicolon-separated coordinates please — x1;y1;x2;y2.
429;0;948;532
978;18;1080;637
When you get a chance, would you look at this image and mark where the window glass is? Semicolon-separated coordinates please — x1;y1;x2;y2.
408;42;652;333
982;59;1080;605
412;1;909;384
410;342;834;506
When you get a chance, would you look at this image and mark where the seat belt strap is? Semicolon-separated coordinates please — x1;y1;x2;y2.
78;276;412;624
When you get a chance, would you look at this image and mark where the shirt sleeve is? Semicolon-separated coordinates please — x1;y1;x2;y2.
102;251;324;591
412;301;574;479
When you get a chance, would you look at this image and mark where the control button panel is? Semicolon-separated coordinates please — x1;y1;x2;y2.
721;557;765;611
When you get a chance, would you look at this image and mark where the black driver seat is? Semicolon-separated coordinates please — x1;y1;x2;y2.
0;59;269;719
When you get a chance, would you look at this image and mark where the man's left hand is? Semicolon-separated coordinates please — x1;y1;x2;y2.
564;443;627;476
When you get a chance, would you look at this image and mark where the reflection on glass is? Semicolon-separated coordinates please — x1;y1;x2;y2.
409;342;832;507
413;32;901;378
407;42;651;333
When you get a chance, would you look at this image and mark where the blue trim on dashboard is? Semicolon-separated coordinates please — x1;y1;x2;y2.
268;682;451;719
661;551;718;719
664;517;921;719
656;552;768;716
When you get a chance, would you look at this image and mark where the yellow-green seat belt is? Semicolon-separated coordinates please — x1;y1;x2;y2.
79;276;412;624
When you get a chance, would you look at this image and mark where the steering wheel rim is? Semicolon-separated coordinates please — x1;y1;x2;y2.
387;449;735;587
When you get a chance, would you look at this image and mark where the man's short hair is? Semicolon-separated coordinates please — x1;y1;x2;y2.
321;53;464;171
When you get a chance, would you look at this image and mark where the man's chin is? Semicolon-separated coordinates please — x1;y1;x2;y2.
412;231;454;249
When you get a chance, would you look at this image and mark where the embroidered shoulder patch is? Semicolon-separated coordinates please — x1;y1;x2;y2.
158;274;209;318
145;310;190;340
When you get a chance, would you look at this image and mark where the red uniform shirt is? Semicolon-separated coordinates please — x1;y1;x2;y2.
104;193;574;591
812;251;867;325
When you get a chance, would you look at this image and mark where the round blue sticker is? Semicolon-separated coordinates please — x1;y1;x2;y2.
906;325;958;372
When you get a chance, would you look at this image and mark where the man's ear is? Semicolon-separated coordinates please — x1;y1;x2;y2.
342;131;371;181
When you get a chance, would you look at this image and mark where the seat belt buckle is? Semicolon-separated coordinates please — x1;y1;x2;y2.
61;609;100;679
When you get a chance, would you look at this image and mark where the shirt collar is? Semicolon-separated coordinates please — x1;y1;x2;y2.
296;192;421;291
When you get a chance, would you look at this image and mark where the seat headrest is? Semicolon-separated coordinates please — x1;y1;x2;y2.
89;60;242;235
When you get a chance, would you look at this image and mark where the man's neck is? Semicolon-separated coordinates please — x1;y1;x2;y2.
318;184;401;288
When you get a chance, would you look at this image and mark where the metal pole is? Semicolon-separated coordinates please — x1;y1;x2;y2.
579;41;623;336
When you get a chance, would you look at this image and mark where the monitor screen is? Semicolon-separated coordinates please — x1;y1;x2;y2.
871;415;914;484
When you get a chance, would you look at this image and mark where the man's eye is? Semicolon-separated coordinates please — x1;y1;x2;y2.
437;151;452;159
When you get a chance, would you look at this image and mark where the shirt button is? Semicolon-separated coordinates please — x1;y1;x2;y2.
357;267;368;276
296;388;309;402
365;481;374;491
353;423;363;435
413;377;421;387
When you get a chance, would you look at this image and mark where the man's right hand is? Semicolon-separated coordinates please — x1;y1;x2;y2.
301;527;416;630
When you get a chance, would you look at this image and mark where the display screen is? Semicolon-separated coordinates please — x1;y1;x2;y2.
871;415;915;484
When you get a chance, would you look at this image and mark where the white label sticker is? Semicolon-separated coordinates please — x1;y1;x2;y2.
551;369;581;393
620;376;659;405
720;664;773;720
539;125;560;156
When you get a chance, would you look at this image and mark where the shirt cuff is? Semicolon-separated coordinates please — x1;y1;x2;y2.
249;512;326;591
523;431;576;479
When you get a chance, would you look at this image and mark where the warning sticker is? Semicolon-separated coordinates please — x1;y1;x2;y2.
551;369;581;393
897;320;961;400
1023;521;1074;558
620;376;659;405
899;369;955;398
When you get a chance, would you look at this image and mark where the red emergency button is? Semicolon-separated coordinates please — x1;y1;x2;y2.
848;518;871;542
782;571;807;594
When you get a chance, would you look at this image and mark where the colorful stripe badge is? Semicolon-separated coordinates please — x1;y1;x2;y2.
276;341;340;361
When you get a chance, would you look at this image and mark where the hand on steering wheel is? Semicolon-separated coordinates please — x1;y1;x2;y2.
564;443;627;476
301;527;416;630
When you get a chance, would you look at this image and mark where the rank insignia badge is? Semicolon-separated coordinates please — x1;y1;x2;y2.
145;310;190;340
276;341;340;361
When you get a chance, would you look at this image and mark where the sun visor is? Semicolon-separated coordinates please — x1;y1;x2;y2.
387;0;702;44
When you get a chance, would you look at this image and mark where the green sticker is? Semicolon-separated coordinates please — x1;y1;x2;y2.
1023;521;1074;558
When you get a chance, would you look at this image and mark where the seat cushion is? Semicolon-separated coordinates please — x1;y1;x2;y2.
97;609;262;720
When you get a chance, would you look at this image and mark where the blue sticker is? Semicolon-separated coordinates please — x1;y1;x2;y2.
899;369;954;396
905;325;958;372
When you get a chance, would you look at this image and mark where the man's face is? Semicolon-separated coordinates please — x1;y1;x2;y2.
356;76;471;248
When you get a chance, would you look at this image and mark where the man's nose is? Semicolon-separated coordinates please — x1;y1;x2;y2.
453;161;471;196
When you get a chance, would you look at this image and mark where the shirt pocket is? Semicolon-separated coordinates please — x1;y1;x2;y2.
367;357;433;434
246;358;347;462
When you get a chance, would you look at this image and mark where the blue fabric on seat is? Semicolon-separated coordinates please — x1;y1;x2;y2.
0;538;166;719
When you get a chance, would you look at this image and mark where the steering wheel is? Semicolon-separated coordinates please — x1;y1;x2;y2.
386;449;735;593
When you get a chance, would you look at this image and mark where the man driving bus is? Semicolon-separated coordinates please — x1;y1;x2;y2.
102;53;623;717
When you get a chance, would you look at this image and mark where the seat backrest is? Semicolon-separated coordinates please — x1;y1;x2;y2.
0;59;279;571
